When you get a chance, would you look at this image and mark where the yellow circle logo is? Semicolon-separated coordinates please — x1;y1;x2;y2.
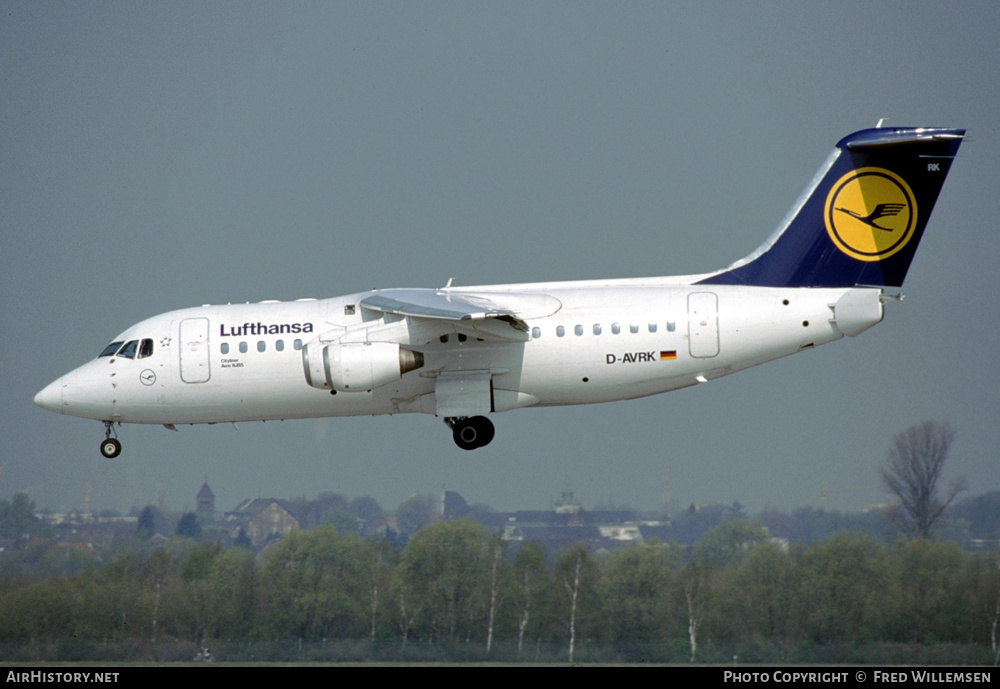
824;167;917;262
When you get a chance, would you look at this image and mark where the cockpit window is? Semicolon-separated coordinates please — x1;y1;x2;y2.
138;339;154;359
117;340;139;359
99;342;124;357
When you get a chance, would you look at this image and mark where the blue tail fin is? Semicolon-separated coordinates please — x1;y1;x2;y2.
699;127;965;288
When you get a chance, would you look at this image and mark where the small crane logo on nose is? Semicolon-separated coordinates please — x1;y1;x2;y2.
140;370;157;386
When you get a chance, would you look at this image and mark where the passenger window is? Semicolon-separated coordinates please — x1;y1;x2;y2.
593;324;602;335
630;324;639;334
99;341;124;357
117;340;138;359
574;325;583;336
276;340;285;352
648;323;657;333
138;339;154;359
257;341;266;352
532;327;541;339
239;342;248;354
556;326;565;337
612;323;620;335
667;321;676;332
294;339;303;350
221;343;229;355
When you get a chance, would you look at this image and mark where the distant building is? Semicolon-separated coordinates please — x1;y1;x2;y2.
442;490;470;518
554;491;581;515
226;498;299;547
196;482;215;515
447;490;644;555
362;514;400;540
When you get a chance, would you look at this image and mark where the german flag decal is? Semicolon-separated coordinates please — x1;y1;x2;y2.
660;350;677;361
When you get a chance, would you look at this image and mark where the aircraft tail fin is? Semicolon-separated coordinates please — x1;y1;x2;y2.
698;127;965;288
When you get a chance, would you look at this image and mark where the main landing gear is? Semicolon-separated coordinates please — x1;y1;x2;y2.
447;416;495;451
100;421;122;458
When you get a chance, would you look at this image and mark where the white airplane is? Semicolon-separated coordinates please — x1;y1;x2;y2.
35;126;964;457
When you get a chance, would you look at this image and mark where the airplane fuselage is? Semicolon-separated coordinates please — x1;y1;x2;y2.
37;281;883;426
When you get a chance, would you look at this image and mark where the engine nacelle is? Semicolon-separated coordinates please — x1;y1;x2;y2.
302;342;423;392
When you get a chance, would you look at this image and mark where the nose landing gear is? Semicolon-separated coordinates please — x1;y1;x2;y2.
447;416;495;451
100;421;122;458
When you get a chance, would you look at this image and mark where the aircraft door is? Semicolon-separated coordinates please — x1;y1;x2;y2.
688;292;719;358
179;318;211;383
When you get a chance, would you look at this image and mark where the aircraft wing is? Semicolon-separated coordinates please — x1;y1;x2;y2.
360;289;531;341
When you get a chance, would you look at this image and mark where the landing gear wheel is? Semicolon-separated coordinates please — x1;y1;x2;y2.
452;416;495;451
100;437;122;458
476;417;495;447
100;421;121;458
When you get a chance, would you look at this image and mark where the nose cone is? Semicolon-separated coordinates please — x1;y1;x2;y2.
35;378;65;413
35;361;118;420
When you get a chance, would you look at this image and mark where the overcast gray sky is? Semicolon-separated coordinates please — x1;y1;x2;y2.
4;1;999;517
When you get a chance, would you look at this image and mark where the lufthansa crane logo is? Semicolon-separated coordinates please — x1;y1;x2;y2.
824;167;917;262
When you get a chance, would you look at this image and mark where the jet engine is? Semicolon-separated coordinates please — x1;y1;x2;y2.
302;342;424;392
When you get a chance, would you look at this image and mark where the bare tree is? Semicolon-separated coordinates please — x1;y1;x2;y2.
484;532;506;656
881;421;965;538
556;544;593;664
563;549;582;664
680;561;710;663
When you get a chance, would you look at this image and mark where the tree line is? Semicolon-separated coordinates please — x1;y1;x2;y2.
0;517;997;663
